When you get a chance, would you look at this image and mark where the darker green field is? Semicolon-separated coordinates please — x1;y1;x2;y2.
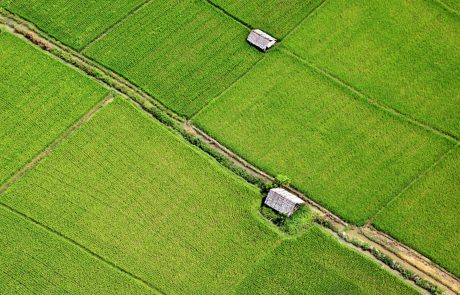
84;0;261;117
194;50;453;225
1;0;145;50
0;96;417;294
0;206;154;294
0;31;108;184
374;146;460;277
283;0;460;138
208;0;323;38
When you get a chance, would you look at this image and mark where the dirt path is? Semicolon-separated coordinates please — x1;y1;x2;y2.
1;11;458;294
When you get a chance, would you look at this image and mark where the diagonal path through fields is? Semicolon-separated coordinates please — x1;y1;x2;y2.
80;0;153;53
1;12;457;293
0;94;114;194
279;47;459;144
0;201;165;294
365;142;460;225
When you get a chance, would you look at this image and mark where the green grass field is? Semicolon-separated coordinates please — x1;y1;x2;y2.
283;0;460;138
84;0;261;117
374;145;460;277
0;97;417;294
0;31;108;184
194;50;453;225
0;0;145;50
236;226;418;295
0;206;154;294
208;0;323;39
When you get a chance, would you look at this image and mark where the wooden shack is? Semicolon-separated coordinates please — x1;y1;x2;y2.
247;29;276;52
265;188;304;216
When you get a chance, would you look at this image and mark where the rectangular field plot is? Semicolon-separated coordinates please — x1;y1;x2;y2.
0;97;415;294
235;226;417;295
373;146;460;277
84;0;261;117
1;0;145;50
193;51;453;225
0;31;108;185
0;207;153;294
283;0;460;138
208;0;323;38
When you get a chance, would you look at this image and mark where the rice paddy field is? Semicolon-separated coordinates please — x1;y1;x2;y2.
0;95;417;294
193;51;454;225
207;0;324;39
0;0;146;50
282;0;460;138
1;0;459;293
373;145;460;277
0;31;108;185
83;0;261;117
0;206;154;294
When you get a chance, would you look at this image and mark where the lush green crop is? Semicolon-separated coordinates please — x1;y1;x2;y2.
0;31;108;184
1;97;416;294
282;0;460;138
208;0;323;38
194;51;453;225
1;0;145;50
235;226;418;295
0;206;154;294
84;0;261;117
374;146;460;277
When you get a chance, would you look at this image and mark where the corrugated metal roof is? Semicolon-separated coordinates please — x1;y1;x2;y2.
264;188;304;216
247;29;276;51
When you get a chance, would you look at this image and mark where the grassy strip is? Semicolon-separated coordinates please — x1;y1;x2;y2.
315;216;444;295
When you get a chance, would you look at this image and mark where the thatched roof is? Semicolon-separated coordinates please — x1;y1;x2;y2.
247;29;276;52
265;188;304;216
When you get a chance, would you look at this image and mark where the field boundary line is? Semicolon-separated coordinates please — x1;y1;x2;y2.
202;0;252;30
434;0;460;17
80;0;153;53
0;202;166;294
282;0;327;41
280;47;459;144
366;143;458;225
0;94;114;194
190;55;266;119
2;11;458;293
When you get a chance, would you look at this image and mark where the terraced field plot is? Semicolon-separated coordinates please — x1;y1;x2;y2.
236;226;418;295
0;0;146;50
194;51;453;225
208;0;323;38
282;0;460;138
0;206;153;294
0;97;417;294
0;31;108;184
84;0;261;117
374;145;460;277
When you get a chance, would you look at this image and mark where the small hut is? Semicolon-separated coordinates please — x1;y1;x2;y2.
265;188;304;216
247;29;276;52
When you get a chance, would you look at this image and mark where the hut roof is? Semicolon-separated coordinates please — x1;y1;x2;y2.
264;188;304;216
247;29;276;52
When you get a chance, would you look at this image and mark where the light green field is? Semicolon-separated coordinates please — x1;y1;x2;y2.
0;0;145;50
0;97;416;294
84;0;261;117
374;145;460;277
236;226;418;295
208;0;323;38
0;31;108;185
0;206;154;294
194;51;453;225
283;0;460;138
